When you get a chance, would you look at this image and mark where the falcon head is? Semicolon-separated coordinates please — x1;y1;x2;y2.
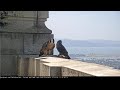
57;40;62;44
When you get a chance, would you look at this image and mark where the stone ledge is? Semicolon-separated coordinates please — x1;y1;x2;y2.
18;56;120;77
37;57;120;76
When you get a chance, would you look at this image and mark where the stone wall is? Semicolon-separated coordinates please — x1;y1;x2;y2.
0;32;53;76
0;34;1;76
0;11;53;76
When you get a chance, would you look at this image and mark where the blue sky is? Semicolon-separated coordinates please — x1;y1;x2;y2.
46;11;120;41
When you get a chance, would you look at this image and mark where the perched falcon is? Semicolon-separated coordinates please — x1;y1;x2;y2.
56;40;71;59
39;39;55;56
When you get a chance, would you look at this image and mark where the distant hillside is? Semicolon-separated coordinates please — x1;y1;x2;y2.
55;39;120;47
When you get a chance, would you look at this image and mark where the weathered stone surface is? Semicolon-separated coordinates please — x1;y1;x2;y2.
40;63;50;76
16;57;120;77
7;11;48;19
18;57;29;76
0;35;1;76
62;67;79;76
37;57;120;77
62;67;93;76
36;59;41;76
1;55;18;76
0;11;54;76
28;57;36;76
1;33;24;55
50;67;61;76
0;11;51;33
0;32;53;55
24;34;53;54
40;63;62;77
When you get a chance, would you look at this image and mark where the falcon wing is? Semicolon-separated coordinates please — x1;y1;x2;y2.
57;43;68;55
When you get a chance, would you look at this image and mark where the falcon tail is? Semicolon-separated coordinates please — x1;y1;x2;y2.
66;55;71;59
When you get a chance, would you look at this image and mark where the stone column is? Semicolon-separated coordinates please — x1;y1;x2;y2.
34;11;51;33
35;11;48;26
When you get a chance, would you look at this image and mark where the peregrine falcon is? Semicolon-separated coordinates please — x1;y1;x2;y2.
39;39;55;56
56;40;71;59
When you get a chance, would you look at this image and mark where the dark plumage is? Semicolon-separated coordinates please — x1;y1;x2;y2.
56;40;71;59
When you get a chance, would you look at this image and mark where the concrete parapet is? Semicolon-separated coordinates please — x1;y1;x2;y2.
62;61;120;76
28;57;36;76
18;57;29;76
17;56;120;77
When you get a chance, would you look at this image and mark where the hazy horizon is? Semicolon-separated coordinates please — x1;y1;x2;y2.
54;38;120;42
46;11;120;41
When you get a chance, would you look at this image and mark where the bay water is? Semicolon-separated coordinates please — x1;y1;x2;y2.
54;47;120;70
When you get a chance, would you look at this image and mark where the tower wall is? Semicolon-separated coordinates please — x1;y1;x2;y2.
0;11;53;76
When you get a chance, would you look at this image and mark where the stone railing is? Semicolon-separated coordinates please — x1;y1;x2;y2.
18;56;120;77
